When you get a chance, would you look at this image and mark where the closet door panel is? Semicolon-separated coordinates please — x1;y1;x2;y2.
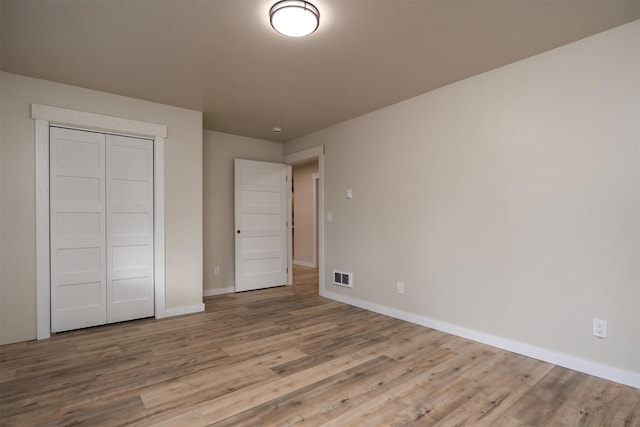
106;134;154;323
50;127;107;332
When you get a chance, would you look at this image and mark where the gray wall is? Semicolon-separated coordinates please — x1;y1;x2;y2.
202;130;283;295
0;72;203;344
284;22;640;379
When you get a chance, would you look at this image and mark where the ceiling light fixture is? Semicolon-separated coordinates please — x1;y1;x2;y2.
270;1;320;37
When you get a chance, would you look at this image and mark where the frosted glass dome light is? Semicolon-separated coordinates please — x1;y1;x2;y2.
270;1;320;37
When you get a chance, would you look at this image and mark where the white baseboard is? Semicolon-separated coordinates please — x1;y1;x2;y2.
204;286;235;297
293;260;316;268
323;290;640;389
164;303;205;318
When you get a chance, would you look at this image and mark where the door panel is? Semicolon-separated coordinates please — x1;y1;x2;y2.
57;282;102;311
106;134;154;323
235;159;288;292
50;128;154;333
50;127;107;332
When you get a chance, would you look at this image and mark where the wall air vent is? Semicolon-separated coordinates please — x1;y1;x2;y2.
333;270;353;288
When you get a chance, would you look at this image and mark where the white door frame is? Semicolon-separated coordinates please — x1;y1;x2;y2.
312;172;319;268
32;104;167;340
284;146;325;296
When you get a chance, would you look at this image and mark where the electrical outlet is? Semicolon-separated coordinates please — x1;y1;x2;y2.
396;282;404;294
213;266;220;276
593;318;608;338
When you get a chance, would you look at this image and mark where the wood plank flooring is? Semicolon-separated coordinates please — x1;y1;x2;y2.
1;265;639;426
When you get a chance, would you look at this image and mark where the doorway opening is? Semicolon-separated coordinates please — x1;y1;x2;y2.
292;160;319;268
292;161;319;293
284;146;324;296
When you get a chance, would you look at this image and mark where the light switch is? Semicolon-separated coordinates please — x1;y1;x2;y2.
327;212;333;222
346;188;353;199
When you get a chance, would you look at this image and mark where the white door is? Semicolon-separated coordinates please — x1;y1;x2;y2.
234;159;289;292
106;135;154;323
50;127;154;333
50;127;107;332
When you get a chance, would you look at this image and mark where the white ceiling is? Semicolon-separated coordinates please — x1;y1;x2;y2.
2;0;638;142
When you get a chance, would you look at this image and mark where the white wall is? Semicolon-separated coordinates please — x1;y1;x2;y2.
293;161;318;267
284;21;640;385
203;130;283;295
0;72;203;344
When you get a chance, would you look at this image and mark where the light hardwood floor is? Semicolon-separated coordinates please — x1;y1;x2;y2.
1;266;639;426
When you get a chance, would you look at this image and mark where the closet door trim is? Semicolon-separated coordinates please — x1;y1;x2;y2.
34;104;167;340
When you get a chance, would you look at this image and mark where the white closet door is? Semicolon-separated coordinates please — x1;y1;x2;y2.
50;127;107;332
106;134;154;323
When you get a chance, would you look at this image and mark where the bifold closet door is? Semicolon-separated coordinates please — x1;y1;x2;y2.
50;128;154;333
50;127;107;332
106;134;154;323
